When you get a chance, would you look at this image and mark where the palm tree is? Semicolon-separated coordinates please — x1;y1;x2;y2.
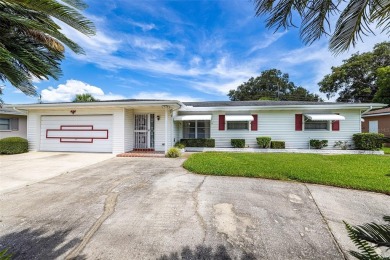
344;216;390;259
253;0;390;53
73;93;98;102
0;0;95;98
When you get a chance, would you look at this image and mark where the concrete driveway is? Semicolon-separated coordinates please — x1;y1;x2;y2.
0;152;114;194
0;157;389;259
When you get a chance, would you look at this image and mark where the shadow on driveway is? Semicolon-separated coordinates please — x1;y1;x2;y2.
0;227;84;260
157;244;256;260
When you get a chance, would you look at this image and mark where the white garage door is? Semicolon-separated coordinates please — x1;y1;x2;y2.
40;115;113;153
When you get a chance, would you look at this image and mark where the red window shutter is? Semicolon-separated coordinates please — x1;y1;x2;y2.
332;120;340;131
251;114;258;131
295;114;303;131
219;115;225;131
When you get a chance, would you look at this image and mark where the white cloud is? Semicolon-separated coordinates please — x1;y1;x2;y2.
128;19;156;31
248;31;288;54
40;80;125;102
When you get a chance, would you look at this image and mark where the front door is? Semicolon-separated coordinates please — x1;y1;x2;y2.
134;114;155;149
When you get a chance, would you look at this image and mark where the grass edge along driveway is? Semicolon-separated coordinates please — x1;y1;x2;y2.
183;152;390;195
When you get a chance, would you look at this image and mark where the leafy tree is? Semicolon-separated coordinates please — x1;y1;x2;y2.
254;0;390;53
73;93;98;102
228;69;322;102
0;0;95;99
319;42;390;102
344;216;390;260
373;66;390;105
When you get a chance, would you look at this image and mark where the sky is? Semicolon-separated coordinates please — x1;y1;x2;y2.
2;0;389;104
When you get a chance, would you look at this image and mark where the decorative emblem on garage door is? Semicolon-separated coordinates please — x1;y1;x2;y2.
46;125;109;143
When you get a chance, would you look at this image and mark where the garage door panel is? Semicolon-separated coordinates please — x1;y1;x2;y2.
40;115;113;153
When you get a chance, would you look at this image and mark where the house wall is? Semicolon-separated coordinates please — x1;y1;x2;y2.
27;108;125;154
132;107;173;151
124;109;134;152
178;109;361;149
362;114;390;147
0;115;27;139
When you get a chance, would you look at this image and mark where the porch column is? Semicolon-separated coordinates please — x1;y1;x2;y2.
163;105;170;153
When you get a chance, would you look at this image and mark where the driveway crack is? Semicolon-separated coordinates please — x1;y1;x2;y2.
192;176;207;244
303;184;347;260
65;176;133;259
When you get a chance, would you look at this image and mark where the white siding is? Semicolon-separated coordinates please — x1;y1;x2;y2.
27;108;124;154
0;115;27;139
179;109;361;149
124;109;134;152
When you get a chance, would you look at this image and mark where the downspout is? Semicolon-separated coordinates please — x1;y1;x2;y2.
170;103;182;147
360;106;372;133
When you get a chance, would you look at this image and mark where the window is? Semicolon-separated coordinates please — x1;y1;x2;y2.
183;120;210;138
0;118;10;131
304;119;329;130
227;121;249;130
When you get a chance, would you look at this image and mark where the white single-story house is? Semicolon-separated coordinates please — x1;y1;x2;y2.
7;100;386;154
0;108;27;139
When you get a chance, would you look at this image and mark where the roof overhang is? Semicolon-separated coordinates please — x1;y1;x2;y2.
180;103;387;112
361;112;390;118
174;115;212;121
304;114;345;121
5;100;184;110
225;115;254;121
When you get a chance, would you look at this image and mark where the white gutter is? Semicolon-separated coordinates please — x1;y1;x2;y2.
6;100;184;110
361;106;373;116
12;106;27;115
362;112;390;118
180;103;386;112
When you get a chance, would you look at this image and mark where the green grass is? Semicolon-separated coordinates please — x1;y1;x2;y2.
183;152;390;195
382;147;390;154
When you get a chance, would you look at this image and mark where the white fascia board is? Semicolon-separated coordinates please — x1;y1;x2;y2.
361;112;390;118
180;103;387;112
174;115;212;121
7;100;184;110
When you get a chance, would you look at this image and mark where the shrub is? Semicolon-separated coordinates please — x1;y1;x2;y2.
256;137;271;148
310;139;328;149
334;140;350;150
270;141;285;149
353;133;384;150
180;139;215;147
174;142;185;149
166;147;181;158
0;137;28;154
231;139;245;148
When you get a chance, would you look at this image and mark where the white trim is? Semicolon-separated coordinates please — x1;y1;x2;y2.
174;115;212;121
304;114;345;121
362;112;390;118
225;115;254;121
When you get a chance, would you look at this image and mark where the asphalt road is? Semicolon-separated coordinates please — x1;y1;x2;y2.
0;157;389;259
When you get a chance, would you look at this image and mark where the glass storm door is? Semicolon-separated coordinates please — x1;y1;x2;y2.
134;114;155;149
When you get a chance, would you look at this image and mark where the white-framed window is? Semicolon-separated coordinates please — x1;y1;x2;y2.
183;120;210;138
304;119;329;131
0;118;10;131
227;121;249;130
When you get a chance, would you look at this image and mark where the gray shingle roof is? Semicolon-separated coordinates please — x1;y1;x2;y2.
183;101;342;107
363;107;390;115
0;108;27;116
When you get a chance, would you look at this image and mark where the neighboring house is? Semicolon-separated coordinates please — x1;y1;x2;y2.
0;108;27;139
362;107;390;147
8;100;385;154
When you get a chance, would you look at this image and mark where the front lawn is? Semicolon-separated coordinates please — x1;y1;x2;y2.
383;147;390;155
183;152;390;195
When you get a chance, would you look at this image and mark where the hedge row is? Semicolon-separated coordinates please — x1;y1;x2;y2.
0;137;28;154
180;138;215;147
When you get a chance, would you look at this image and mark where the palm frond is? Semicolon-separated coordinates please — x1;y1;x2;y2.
329;0;372;53
300;0;338;44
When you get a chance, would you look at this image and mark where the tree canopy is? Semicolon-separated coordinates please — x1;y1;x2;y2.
0;0;95;99
319;42;390;103
254;0;390;53
73;93;98;102
373;66;390;105
228;69;322;102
